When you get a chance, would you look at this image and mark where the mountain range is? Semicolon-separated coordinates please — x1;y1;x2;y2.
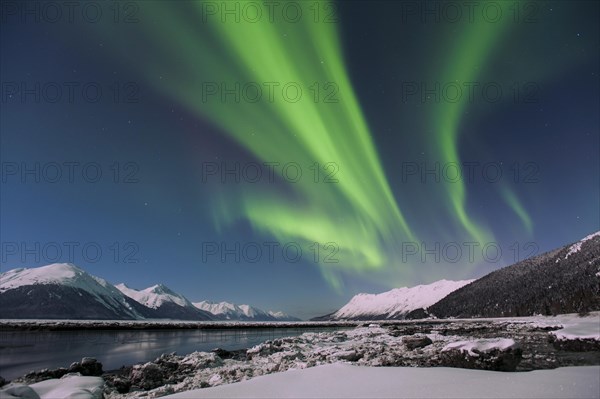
0;263;298;321
314;231;600;320
193;301;299;321
2;231;598;321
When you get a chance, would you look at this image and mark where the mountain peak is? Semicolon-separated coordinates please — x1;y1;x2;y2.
146;284;173;294
329;279;474;320
1;263;88;292
0;263;143;319
116;282;191;309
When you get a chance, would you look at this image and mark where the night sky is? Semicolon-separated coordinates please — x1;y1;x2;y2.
1;0;598;319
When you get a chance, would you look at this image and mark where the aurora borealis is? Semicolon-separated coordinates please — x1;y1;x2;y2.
135;2;417;288
1;0;598;318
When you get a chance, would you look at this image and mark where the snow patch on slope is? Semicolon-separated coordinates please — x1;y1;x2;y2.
565;231;600;259
333;279;474;319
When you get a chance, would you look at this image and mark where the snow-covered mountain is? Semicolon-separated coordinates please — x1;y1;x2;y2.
193;301;300;321
0;263;299;321
428;231;600;318
115;283;191;308
316;279;474;321
115;283;214;320
0;263;148;319
268;310;299;321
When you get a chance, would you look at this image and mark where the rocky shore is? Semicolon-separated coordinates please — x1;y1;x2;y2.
2;316;599;399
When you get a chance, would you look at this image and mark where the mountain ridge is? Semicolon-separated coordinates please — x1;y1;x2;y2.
312;279;473;321
313;231;600;320
0;263;299;321
427;231;600;318
193;300;300;321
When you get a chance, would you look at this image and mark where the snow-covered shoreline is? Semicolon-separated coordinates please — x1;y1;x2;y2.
3;313;598;399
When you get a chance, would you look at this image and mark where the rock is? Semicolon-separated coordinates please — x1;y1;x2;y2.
212;348;247;361
440;342;523;372
246;342;285;359
130;362;166;390
67;358;103;376
549;337;600;351
388;326;419;337
111;376;132;394
333;350;362;361
22;367;69;383
403;335;433;350
0;376;6;387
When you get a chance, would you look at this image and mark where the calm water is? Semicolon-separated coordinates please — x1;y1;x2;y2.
0;327;345;380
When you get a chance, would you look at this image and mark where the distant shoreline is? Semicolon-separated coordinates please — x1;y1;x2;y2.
0;319;366;331
0;318;478;331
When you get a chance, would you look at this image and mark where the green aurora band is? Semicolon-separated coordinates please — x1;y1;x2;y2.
104;0;534;287
431;9;506;245
133;1;417;288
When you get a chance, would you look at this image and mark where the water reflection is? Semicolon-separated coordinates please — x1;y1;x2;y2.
0;327;344;380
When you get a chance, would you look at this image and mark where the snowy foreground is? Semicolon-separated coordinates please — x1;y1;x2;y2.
3;365;598;399
163;363;600;399
0;374;104;399
2;313;598;399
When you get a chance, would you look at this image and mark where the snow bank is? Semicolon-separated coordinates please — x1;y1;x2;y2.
162;363;600;399
442;338;517;356
0;374;103;399
550;316;600;341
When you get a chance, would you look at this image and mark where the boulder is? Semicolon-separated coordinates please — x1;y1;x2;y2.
109;376;132;394
440;339;522;371
403;335;433;350
130;363;166;390
22;368;69;383
68;358;103;376
212;348;247;361
549;336;600;351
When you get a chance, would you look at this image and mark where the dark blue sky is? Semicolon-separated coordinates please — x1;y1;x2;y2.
1;1;598;319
